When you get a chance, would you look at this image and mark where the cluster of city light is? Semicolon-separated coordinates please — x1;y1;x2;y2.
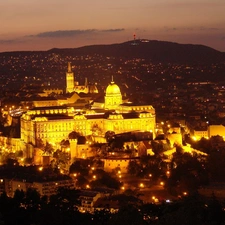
117;170;122;179
152;196;159;203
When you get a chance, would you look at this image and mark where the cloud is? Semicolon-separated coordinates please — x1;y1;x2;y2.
0;38;27;44
164;27;193;32
31;29;125;38
0;39;17;44
101;29;125;32
199;27;219;31
164;26;219;32
35;29;96;38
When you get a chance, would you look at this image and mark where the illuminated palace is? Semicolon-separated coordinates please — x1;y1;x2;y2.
20;63;156;158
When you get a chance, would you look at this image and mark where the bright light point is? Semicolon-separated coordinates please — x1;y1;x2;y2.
86;184;90;189
93;175;96;179
139;183;144;188
149;174;152;177
183;192;187;196
160;181;164;186
121;186;125;190
38;167;43;171
73;173;77;177
192;136;197;141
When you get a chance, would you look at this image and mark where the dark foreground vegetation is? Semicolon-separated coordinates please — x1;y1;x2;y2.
0;188;224;225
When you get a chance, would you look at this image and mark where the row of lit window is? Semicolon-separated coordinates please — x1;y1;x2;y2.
37;133;67;138
37;123;72;130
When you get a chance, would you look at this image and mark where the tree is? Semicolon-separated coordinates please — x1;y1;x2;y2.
105;131;115;142
36;138;45;149
43;142;54;156
69;159;90;176
167;152;208;195
24;188;41;211
109;137;124;149
77;136;86;144
127;160;141;176
60;139;70;150
208;150;225;182
151;140;164;155
68;131;80;139
206;194;225;224
108;204;145;225
90;172;122;189
76;176;89;189
13;189;25;207
49;187;80;212
91;123;102;136
5;158;19;167
156;194;206;225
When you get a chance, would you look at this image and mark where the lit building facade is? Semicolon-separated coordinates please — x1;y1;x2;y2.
208;125;225;138
20;63;156;159
20;106;155;148
2;177;75;197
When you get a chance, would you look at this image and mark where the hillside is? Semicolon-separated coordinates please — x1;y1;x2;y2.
47;40;225;64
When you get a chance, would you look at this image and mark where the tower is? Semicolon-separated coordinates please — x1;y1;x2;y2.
66;62;74;93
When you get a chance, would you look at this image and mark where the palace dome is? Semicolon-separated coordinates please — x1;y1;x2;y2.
106;81;121;95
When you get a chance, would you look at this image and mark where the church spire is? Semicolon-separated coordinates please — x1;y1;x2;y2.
111;75;114;84
85;77;88;87
68;62;72;73
66;62;74;93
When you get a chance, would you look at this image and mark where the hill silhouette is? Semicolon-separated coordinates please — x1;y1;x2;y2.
47;40;225;64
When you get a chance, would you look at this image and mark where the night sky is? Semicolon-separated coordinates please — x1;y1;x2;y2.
0;0;225;52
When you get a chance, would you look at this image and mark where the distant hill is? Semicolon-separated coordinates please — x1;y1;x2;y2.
47;40;225;64
1;40;225;64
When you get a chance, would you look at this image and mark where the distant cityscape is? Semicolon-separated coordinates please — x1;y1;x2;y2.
0;40;225;224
